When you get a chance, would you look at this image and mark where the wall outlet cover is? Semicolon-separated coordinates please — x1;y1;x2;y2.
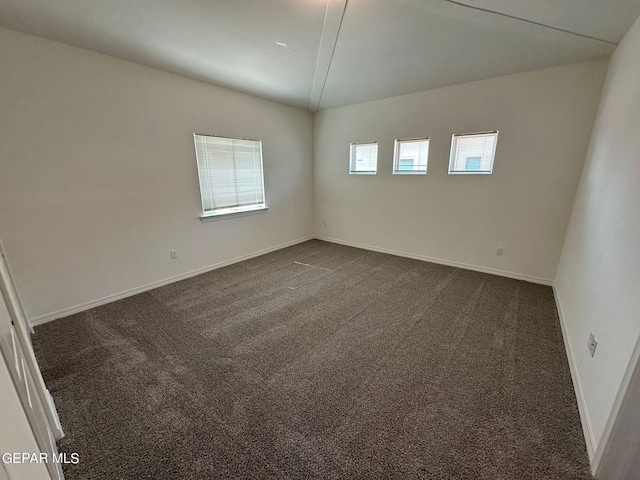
588;332;598;357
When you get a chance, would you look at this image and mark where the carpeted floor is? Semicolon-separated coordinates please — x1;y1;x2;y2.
33;240;592;479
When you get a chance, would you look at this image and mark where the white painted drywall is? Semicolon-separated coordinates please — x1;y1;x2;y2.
554;14;640;456
0;27;313;320
313;60;607;282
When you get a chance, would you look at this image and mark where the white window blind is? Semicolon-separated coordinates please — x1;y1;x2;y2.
449;131;498;174
393;138;429;174
193;134;265;216
349;142;378;174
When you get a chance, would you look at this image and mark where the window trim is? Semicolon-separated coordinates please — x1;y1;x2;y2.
199;205;268;222
448;131;499;175
194;133;267;219
349;141;378;175
392;137;430;175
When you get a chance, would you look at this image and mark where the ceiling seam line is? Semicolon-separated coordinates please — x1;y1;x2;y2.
309;0;350;112
314;0;349;111
308;0;332;112
442;0;618;45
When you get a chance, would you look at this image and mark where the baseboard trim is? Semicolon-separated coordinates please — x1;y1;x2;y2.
30;236;313;327
552;284;597;466
30;234;554;326
28;232;629;476
315;236;553;285
592;332;640;477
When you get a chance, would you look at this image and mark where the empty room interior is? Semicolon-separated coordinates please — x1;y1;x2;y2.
1;1;640;479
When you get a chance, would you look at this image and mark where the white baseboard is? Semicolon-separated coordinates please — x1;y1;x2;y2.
552;284;597;465
28;232;631;477
30;236;313;327
30;234;551;326
315;235;553;285
592;331;640;477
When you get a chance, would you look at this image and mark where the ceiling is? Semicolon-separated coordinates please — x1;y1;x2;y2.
0;0;638;111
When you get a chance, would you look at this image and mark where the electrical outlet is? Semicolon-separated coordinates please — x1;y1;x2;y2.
170;250;178;260
496;247;503;256
588;332;598;357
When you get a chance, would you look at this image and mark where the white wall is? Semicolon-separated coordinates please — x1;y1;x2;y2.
554;14;640;459
0;27;313;321
313;60;608;283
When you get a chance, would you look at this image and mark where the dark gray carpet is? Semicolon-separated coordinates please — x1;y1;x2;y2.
33;240;592;479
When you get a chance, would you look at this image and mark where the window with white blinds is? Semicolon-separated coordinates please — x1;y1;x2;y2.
449;131;498;174
349;142;378;174
393;138;429;174
193;134;266;216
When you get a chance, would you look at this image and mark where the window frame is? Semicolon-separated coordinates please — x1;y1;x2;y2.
448;131;499;175
193;133;267;220
349;141;378;175
392;137;430;175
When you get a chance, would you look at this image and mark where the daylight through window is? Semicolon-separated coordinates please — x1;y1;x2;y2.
194;134;266;217
449;131;498;174
349;142;378;174
393;138;429;174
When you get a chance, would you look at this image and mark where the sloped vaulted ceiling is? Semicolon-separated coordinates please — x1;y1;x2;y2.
0;0;638;111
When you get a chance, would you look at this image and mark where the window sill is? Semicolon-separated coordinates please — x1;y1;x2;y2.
393;171;427;175
200;205;268;222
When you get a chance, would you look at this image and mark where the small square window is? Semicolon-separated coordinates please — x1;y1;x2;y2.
349;142;378;174
449;131;498;174
393;138;429;174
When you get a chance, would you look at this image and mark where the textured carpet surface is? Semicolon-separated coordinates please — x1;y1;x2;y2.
33;240;592;479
